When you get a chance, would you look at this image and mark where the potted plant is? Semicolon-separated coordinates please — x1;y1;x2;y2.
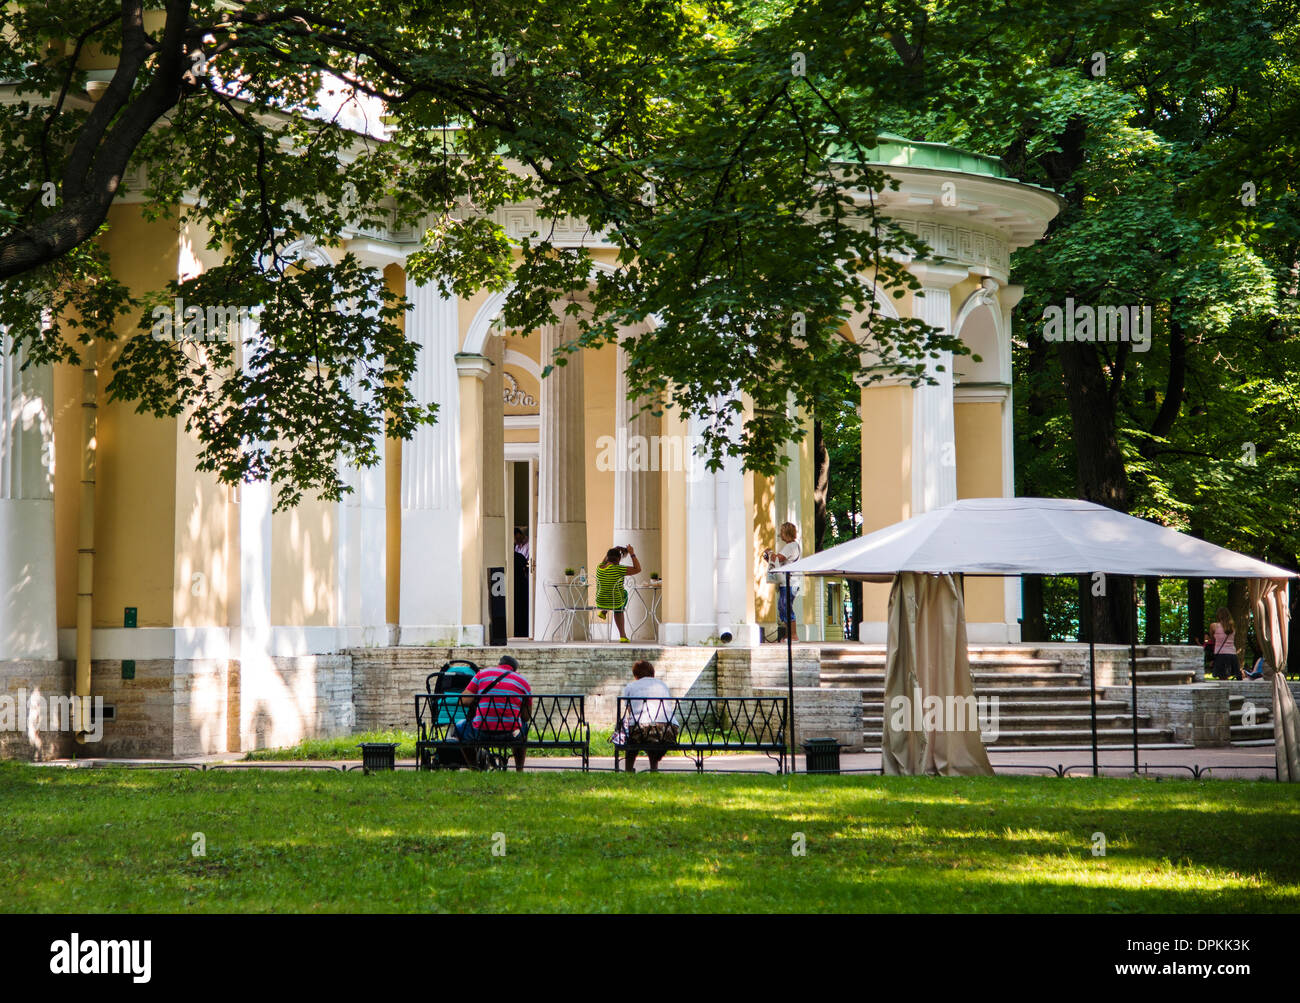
650;571;661;583
563;567;576;578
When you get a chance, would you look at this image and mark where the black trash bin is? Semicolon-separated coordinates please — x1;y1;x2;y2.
359;742;399;774
802;737;842;774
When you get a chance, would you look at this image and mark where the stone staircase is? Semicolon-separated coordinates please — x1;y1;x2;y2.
1229;693;1274;745
818;644;1194;751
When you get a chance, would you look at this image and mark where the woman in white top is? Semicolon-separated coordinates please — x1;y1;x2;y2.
763;522;802;643
1208;606;1239;680
617;660;675;772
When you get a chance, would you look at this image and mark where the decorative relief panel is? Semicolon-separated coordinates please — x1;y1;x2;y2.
503;367;539;416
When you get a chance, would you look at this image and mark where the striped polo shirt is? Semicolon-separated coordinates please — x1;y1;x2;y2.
464;666;532;731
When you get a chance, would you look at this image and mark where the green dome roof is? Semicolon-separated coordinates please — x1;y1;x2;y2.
861;133;1009;178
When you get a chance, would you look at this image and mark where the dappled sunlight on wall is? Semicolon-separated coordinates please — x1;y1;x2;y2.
271;497;337;627
174;437;232;627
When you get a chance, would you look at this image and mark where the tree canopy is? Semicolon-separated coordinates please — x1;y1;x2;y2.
0;0;976;507
863;0;1300;637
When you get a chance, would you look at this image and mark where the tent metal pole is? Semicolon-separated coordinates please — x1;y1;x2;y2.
785;570;796;772
1088;577;1099;777
1130;575;1139;774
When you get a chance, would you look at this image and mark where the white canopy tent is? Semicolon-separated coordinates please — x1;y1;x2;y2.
783;498;1299;778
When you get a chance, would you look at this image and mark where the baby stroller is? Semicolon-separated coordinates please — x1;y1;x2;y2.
424;660;512;770
425;660;476;769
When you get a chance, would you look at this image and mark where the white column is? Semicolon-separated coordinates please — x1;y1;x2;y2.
613;340;661;639
1000;283;1025;640
533;321;588;638
0;331;57;659
342;245;406;645
400;279;463;642
773;395;813;639
910;262;966;514
237;314;274;749
713;449;755;643
665;403;758;646
682;415;715;637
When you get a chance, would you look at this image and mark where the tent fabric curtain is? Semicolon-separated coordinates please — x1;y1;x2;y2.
1249;578;1299;782
884;572;993;777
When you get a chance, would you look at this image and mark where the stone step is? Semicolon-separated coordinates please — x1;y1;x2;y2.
819;644;1037;657
862;698;1133;714
862;726;1177;747
1129;669;1196;684
820;654;1065;669
1230;724;1275;741
825;671;1084;687
863;713;1152;729
854;684;1092;700
820;663;1071;682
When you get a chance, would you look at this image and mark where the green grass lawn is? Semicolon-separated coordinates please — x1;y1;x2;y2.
244;728;620;760
243;728;750;761
1;761;1297;913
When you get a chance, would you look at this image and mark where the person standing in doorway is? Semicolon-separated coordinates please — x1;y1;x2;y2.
763;522;802;643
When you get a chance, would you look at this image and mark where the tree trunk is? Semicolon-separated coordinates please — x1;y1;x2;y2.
1078;571;1133;646
813;419;829;552
1227;579;1252;670
1188;578;1205;644
1058;341;1131;641
1144;576;1161;645
1021;575;1046;641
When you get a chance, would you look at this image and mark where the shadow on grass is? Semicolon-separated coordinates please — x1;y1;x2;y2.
1;764;1297;912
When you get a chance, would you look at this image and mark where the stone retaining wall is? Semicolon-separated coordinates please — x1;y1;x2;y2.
1101;683;1229;747
1;654;353;759
237;655;355;753
756;685;864;752
0;659;76;761
350;644;822;733
1035;643;1204;685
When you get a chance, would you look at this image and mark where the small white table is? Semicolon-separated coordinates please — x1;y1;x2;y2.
628;582;663;641
544;580;597;641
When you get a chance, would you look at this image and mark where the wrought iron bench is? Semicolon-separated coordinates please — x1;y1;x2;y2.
414;692;590;771
612;696;788;773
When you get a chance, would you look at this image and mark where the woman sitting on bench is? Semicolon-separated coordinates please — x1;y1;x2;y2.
617;660;676;773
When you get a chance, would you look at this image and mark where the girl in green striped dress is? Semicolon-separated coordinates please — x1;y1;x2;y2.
595;545;641;642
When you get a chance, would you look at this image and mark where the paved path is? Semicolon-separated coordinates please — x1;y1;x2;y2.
34;745;1282;779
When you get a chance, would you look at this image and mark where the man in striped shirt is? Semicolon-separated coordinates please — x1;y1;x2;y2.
453;656;533;770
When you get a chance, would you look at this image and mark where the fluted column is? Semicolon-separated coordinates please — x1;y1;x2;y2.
336;264;389;646
399;279;463;641
910;262;965;514
665;400;758;645
533;321;588;638
237;314;273;750
457;353;489;643
613;339;661;639
0;330;57;659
